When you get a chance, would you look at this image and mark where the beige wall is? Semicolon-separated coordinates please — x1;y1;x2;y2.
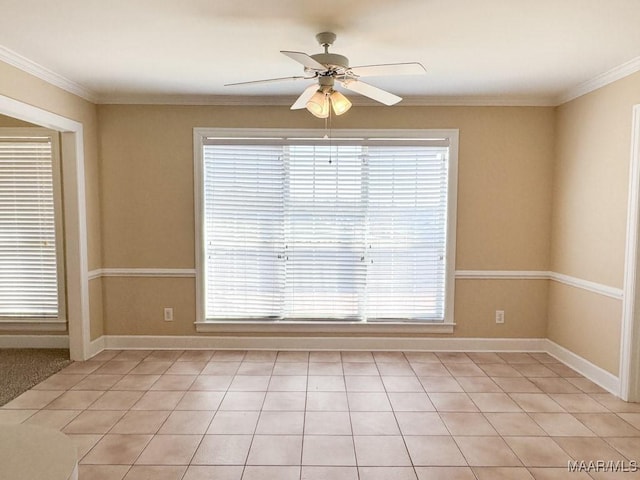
4;51;637;369
98;104;555;337
0;113;36;127
548;71;640;375
0;60;103;340
547;282;622;374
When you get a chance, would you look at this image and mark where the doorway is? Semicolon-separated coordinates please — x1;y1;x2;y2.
0;94;90;361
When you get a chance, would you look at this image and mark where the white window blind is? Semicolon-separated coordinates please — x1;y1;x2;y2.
366;147;448;321
202;136;450;322
204;145;285;319
285;145;366;319
0;131;61;318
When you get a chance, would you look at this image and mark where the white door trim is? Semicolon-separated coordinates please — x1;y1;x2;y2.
0;94;90;361
621;104;640;401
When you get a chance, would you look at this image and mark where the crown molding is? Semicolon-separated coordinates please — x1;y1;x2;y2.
97;93;557;107
2;40;638;108
97;94;298;106
400;95;557;107
0;45;98;103
557;55;640;105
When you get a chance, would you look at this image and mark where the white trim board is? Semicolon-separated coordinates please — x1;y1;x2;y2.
455;270;623;300
455;270;549;280
0;335;619;396
89;268;196;279
0;95;90;362
0;45;97;103
0;320;67;332
98;93;557;107
1;37;639;107
548;272;623;300
110;56;638;107
82;335;621;396
86;268;623;300
86;336;106;359
99;335;547;353
195;321;455;335
557;55;640;105
0;335;69;349
545;339;620;396
620;104;640;402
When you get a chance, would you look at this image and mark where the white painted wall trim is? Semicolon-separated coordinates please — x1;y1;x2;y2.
89;268;196;279
87;269;623;301
620;104;640;402
98;93;557;107
86;336;106;359
83;334;620;397
1;36;639;109
455;270;623;299
545;339;620;396
548;272;624;300
96;335;546;353
0;45;97;103
87;270;101;281
194;321;455;335
0;95;90;361
0;335;69;349
455;270;549;280
0;320;67;332
557;55;640;105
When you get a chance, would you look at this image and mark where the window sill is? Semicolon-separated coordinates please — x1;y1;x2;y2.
0;319;67;332
194;321;455;335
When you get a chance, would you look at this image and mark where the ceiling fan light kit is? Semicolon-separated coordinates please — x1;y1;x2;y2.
304;75;352;118
306;90;331;118
304;88;352;118
225;32;426;117
328;90;352;116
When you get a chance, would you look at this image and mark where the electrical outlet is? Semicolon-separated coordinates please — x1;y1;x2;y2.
163;307;174;322
495;310;505;324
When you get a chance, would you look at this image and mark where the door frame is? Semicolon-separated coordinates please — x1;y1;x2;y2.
0;94;90;360
621;104;640;401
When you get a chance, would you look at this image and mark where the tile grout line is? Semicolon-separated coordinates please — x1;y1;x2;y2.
180;356;226;477
240;355;274;479
298;353;310;480
8;349;640;478
341;353;361;480
387;351;428;480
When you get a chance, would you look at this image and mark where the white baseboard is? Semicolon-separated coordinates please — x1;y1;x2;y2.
545;339;620;396
85;335;623;397
86;336;106;359
96;335;546;352
0;335;69;348
3;334;620;397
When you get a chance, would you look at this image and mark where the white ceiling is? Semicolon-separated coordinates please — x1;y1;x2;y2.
1;0;640;105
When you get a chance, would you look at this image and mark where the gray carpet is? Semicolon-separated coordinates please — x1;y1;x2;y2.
0;349;71;406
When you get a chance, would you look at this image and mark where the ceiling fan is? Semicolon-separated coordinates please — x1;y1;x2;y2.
225;32;427;118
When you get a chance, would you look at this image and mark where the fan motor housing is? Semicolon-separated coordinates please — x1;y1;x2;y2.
310;53;349;70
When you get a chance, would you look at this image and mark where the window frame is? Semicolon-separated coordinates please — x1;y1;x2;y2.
193;128;458;333
0;127;66;330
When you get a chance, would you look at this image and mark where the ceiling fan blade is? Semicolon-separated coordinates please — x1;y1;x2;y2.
281;51;326;70
225;76;314;87
291;84;320;110
338;79;402;106
348;62;426;78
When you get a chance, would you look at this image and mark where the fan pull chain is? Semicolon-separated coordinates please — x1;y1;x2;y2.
326;104;333;164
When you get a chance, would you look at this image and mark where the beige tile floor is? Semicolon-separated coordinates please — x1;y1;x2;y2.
2;349;640;480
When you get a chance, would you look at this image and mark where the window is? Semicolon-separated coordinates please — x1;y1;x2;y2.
194;129;457;325
0;129;65;326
